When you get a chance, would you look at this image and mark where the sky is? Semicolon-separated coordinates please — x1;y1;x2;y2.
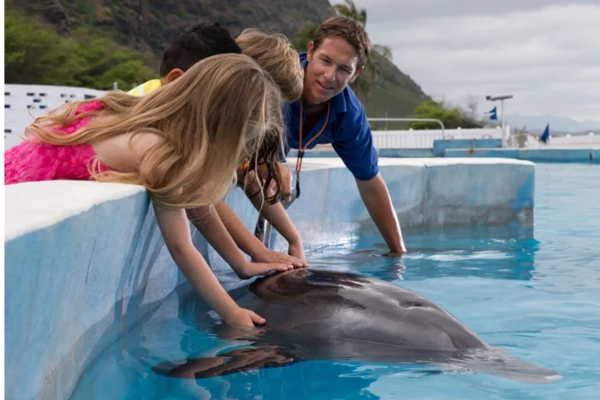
351;0;600;122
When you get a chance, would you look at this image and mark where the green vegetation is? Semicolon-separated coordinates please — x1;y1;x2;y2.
408;99;486;130
4;12;157;90
6;0;430;119
292;23;319;53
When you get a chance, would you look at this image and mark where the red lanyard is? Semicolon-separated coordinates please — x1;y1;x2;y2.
293;100;331;198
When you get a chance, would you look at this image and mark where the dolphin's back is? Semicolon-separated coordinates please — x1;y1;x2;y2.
241;269;488;351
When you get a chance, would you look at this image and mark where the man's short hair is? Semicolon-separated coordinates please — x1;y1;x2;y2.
159;22;242;76
313;16;371;69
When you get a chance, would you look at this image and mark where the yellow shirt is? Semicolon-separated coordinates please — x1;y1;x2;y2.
128;79;162;97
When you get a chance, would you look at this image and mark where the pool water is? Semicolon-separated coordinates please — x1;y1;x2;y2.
70;163;600;400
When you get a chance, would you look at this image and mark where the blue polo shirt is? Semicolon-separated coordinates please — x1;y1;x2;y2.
283;52;379;181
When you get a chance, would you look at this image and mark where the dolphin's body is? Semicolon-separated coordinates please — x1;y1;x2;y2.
153;269;561;384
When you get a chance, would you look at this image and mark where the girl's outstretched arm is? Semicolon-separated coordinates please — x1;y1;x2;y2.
153;206;265;327
214;200;308;267
187;205;299;278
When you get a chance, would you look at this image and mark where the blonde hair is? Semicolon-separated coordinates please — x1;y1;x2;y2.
236;29;304;103
25;54;284;210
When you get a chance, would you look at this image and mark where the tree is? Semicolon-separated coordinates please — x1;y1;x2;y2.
61;27;157;90
292;23;318;52
332;0;392;98
408;99;486;130
4;13;72;84
462;95;480;122
333;0;366;25
5;11;157;90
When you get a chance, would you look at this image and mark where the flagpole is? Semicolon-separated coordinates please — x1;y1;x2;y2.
486;94;513;131
501;99;505;131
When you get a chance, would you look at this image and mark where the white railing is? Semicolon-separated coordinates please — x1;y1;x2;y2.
7;84;595;152
368;118;446;138
371;127;505;149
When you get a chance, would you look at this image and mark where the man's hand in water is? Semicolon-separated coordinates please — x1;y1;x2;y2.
384;250;406;258
384;241;407;257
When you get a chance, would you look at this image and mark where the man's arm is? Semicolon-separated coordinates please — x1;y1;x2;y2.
153;206;265;327
355;173;406;255
330;102;407;255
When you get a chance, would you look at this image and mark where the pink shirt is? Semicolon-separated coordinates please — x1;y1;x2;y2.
4;100;111;185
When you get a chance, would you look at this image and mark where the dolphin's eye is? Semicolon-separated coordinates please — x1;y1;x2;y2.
402;301;426;308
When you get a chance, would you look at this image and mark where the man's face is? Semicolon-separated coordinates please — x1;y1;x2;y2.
304;37;363;105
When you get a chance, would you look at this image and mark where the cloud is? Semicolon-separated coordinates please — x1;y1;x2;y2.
353;0;597;24
352;1;600;120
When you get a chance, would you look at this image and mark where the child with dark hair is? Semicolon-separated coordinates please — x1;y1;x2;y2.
129;22;243;96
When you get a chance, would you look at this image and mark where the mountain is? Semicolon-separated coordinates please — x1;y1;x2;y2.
6;0;334;52
5;0;429;119
360;50;429;122
506;114;600;134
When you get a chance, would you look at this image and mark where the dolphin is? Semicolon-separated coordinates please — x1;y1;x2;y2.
153;268;561;384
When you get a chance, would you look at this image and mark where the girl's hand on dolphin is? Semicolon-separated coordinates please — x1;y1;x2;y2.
236;261;295;279
225;307;266;328
255;248;308;268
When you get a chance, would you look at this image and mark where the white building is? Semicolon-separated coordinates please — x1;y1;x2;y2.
4;84;107;149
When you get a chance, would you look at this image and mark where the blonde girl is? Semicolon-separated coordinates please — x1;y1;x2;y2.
5;54;286;327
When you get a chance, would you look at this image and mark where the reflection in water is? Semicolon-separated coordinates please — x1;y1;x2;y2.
70;284;386;400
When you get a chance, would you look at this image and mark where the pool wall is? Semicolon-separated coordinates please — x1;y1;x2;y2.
444;148;599;164
291;147;599;164
4;158;534;400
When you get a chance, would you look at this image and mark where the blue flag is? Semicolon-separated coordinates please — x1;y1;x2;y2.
540;124;550;143
488;106;497;121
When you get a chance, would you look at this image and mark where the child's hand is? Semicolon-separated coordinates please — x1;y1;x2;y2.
224;307;266;327
234;261;295;279
255;248;308;268
288;241;306;264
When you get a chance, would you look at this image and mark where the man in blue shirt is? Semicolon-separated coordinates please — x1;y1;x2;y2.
279;16;407;255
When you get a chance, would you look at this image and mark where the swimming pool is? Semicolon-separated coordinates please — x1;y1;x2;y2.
69;163;599;400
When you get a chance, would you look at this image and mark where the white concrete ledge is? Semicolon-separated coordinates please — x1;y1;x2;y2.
5;181;145;242
4;158;535;400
